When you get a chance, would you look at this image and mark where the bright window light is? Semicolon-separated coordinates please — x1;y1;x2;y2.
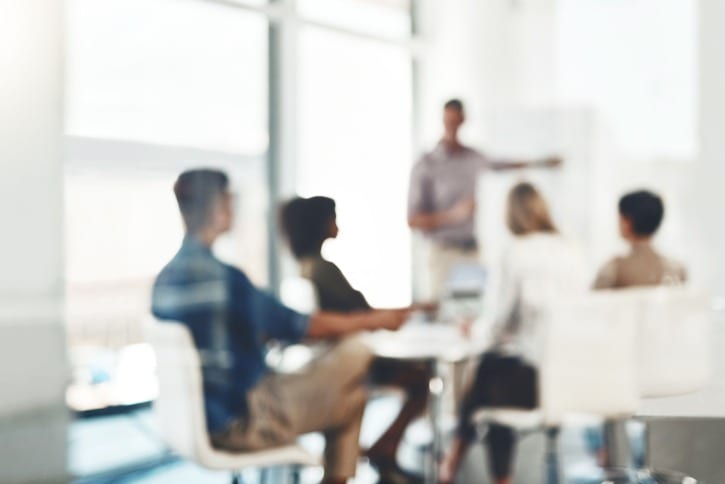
66;0;268;154
297;26;413;307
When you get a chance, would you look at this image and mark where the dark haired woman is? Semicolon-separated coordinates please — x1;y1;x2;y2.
281;196;434;483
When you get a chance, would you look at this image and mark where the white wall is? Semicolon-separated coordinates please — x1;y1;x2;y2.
694;0;725;298
417;0;561;138
0;1;69;481
421;0;725;478
421;0;724;391
421;0;706;279
644;7;725;479
416;0;487;147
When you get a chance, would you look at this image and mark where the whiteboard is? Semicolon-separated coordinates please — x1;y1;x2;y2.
475;107;597;266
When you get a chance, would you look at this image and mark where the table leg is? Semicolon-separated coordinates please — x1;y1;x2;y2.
603;419;632;468
428;360;445;483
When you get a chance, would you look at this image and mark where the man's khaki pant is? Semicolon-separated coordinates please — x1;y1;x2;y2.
428;244;481;299
428;244;482;409
212;337;374;481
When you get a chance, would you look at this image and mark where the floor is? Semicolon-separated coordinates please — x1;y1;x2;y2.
68;393;619;484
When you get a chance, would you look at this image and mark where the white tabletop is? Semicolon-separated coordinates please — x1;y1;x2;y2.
361;321;490;363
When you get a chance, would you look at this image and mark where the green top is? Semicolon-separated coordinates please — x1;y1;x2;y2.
299;256;371;312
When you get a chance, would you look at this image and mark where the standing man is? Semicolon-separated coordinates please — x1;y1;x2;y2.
408;99;561;297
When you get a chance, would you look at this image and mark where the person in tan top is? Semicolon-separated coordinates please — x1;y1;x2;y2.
593;190;687;290
588;189;687;468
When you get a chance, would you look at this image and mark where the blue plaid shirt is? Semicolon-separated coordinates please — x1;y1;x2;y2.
152;236;309;434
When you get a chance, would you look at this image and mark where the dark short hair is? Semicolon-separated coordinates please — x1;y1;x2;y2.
280;196;336;259
618;190;664;237
173;169;230;232
444;98;464;112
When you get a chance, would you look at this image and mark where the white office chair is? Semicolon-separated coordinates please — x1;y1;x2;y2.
634;287;710;399
473;291;642;484
633;287;710;483
146;320;320;484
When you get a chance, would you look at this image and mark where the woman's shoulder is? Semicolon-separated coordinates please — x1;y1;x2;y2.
300;256;344;280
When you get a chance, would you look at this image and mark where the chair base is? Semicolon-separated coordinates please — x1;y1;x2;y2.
568;467;639;484
636;468;697;484
228;466;305;484
568;467;696;484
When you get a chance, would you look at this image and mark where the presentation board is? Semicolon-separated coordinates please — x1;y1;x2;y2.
475;107;598;267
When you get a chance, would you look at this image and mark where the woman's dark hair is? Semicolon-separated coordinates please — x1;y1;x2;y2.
280;196;336;259
618;190;664;236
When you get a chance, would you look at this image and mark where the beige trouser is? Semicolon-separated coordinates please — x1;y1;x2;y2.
428;244;481;408
428;244;481;299
211;337;374;480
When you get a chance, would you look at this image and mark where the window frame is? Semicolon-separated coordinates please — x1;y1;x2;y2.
64;0;424;294
213;0;424;293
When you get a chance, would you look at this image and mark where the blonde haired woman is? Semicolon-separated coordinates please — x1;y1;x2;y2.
440;182;587;484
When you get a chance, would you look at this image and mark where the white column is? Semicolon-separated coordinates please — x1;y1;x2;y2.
0;1;68;482
694;0;725;296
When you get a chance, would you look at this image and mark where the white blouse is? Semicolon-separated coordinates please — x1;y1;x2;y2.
483;232;589;364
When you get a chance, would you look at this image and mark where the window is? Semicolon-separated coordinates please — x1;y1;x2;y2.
66;0;269;288
64;0;418;478
296;27;413;307
64;0;269;411
66;0;268;153
64;0;418;416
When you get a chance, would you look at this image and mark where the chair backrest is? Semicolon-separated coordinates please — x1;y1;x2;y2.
629;287;711;398
539;291;640;425
145;320;214;461
280;276;318;314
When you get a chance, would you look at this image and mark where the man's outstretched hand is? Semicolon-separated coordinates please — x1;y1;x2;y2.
542;155;563;168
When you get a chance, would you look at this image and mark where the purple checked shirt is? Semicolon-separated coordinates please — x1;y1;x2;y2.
408;142;497;246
